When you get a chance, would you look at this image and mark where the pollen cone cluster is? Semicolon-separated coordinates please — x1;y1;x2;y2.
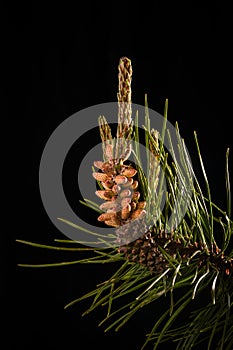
93;57;148;247
94;58;146;229
93;160;147;229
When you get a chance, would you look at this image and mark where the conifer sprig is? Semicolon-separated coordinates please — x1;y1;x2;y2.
17;57;233;350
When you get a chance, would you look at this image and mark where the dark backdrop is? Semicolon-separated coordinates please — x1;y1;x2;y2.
4;2;233;350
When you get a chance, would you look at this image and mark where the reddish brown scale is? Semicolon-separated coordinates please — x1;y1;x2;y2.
120;189;131;198
102;180;114;190
121;167;137;177
137;201;147;209
121;197;131;207
95;190;115;200
99;201;118;211
105;219;121;227
112;184;121;194
115;175;128;184
131;202;137;210
132;191;140;202
122;178;134;187
93;161;104;170
97;212;117;222
121;204;131;220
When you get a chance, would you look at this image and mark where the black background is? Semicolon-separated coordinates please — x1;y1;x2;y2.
4;1;233;349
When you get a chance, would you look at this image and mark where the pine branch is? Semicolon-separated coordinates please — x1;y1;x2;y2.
17;56;233;350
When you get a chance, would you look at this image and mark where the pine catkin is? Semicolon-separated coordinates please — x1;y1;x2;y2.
94;161;147;227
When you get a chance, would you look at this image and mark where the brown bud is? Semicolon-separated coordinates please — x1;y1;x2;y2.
121;167;137;177
121;204;131;220
112;184;121;194
132;191;140;201
108;206;121;213
93;161;104;170
101;162;112;173
97;212;117;222
121;197;131;207
131;180;138;190
120;189;131;198
104;219;121;227
122;178;134;187
102;180;114;190
95;190;114;200
131;209;146;219
115;175;128;184
131;202;137;210
99;201;118;211
137;201;147;209
92;172;108;182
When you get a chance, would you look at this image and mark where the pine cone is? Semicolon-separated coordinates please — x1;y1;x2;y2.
118;226;233;275
115;217;148;246
118;227;197;273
